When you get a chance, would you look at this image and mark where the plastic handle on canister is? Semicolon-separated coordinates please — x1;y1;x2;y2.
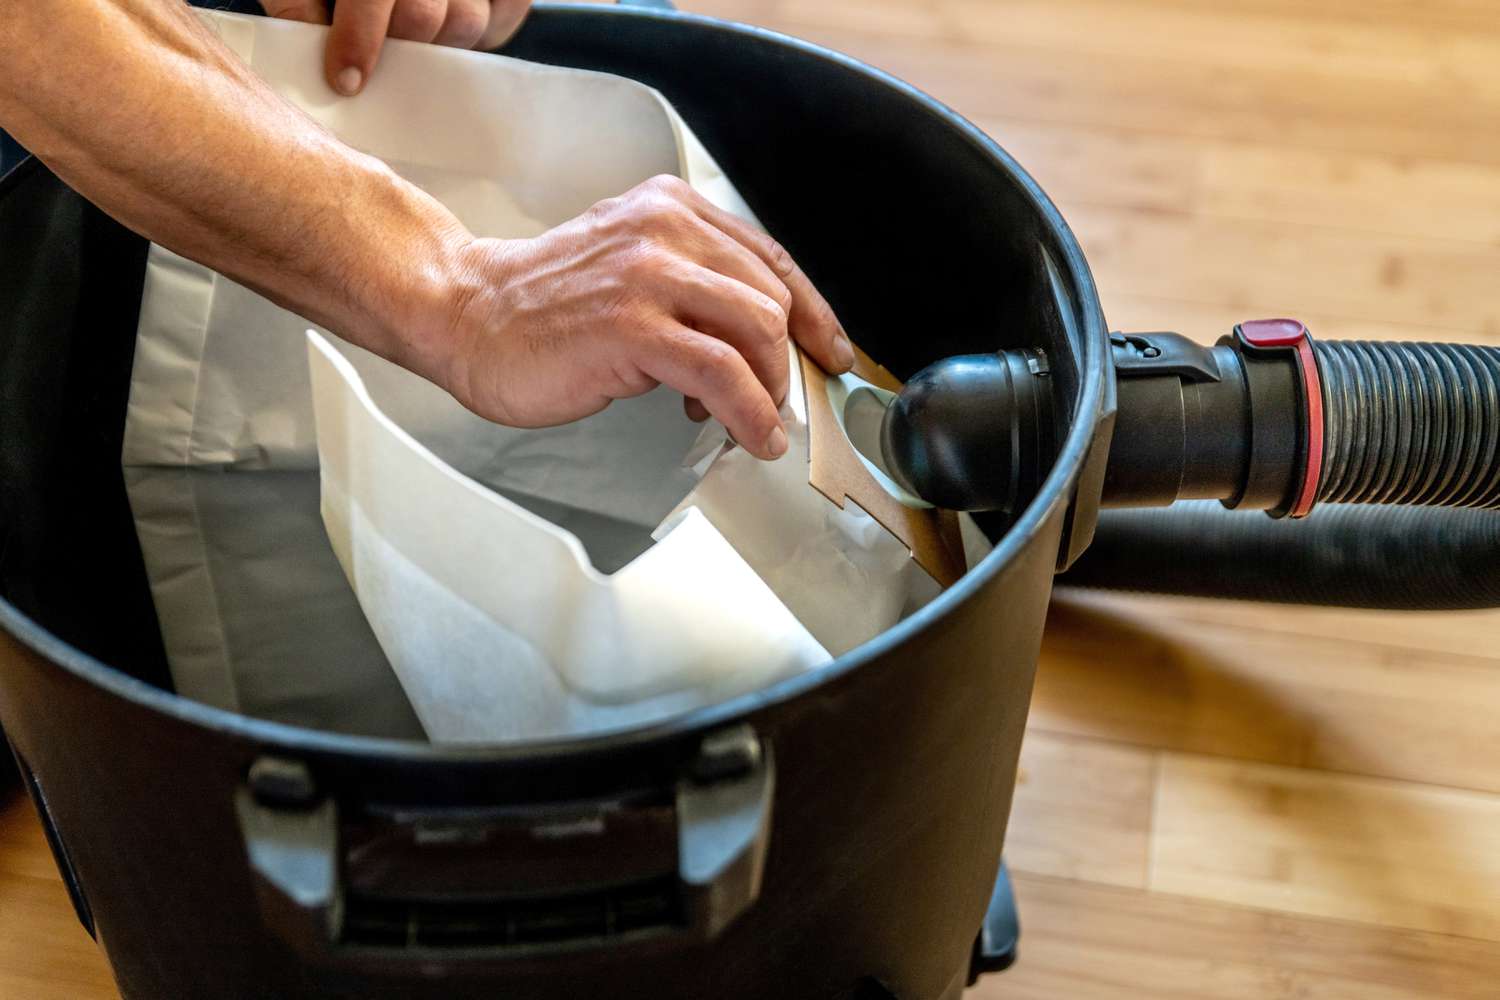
236;726;773;962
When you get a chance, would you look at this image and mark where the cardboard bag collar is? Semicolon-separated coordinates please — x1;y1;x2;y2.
121;11;965;742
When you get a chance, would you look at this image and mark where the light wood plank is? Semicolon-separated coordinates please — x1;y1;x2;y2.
1071;203;1500;340
1058;589;1500;670
0;797;117;1000
0;873;117;1000
1006;732;1156;889
696;1;1500;166
0;791;66;882
973;872;1500;1000
757;0;1500;101
974;116;1500;248
1098;292;1499;348
705;4;1500;347
1151;754;1500;941
1031;594;1500;794
701;0;1500;42
1135;0;1500;39
1198;143;1500;246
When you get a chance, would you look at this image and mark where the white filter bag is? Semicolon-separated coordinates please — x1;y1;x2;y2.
308;333;827;739
122;11;963;742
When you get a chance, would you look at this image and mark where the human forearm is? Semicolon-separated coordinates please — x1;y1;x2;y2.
0;0;466;379
1;2;857;459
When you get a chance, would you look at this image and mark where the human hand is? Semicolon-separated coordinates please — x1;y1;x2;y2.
416;175;856;461
260;0;531;95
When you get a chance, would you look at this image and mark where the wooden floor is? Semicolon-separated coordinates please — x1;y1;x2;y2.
6;0;1500;996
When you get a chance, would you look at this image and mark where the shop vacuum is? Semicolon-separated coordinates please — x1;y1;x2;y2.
2;3;1498;998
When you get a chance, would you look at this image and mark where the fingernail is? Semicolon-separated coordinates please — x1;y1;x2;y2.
834;335;856;372
335;66;363;96
765;425;788;459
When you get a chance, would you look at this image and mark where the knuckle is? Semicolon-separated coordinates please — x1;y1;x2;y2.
441;1;489;44
661;258;703;291
755;294;789;338
625;239;674;278
585;194;623;225
765;237;795;276
691;339;740;390
390;0;448;39
645;173;690;197
770;280;794;315
631;177;692;218
642;193;691;228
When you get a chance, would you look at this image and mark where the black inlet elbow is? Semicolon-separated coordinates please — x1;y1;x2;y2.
879;348;1053;516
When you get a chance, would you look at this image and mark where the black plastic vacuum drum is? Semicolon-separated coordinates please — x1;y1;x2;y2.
0;3;1155;999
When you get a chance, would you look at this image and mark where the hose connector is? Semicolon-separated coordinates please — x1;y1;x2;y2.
880;320;1500;521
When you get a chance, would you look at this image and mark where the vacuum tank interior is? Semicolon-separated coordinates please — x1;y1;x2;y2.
0;16;1090;741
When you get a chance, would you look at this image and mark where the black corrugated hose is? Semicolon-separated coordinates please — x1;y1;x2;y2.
1316;340;1500;507
1062;340;1500;609
1060;502;1500;609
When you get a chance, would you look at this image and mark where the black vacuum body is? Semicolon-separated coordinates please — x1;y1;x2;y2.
0;4;1114;999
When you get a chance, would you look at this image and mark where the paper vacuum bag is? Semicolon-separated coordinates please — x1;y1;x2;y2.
121;11;972;742
309;333;828;739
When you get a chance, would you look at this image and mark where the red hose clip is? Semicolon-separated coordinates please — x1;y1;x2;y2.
1235;319;1324;518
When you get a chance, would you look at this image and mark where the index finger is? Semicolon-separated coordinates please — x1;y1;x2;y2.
682;191;855;376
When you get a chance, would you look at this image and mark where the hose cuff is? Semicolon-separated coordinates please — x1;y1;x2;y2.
1235;319;1325;518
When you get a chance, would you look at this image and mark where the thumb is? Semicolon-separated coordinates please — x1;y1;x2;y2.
325;0;399;96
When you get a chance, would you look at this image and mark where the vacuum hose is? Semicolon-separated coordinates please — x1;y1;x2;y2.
880;322;1500;608
1060;502;1500;610
1314;340;1500;508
